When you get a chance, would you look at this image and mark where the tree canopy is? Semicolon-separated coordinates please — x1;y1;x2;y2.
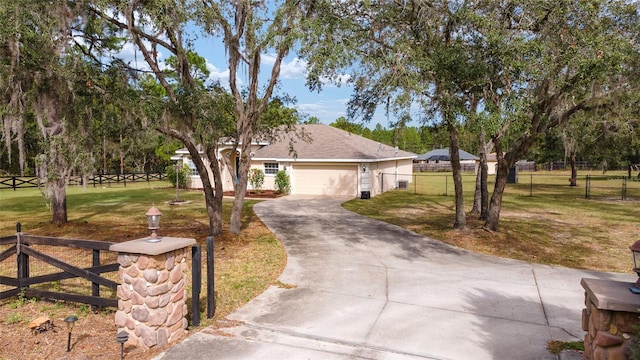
301;0;640;230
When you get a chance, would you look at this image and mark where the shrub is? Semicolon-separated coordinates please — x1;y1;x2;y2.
166;164;190;189
274;170;290;194
248;168;265;193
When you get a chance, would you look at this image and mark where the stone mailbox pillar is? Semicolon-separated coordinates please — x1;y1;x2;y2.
110;237;196;350
581;278;640;360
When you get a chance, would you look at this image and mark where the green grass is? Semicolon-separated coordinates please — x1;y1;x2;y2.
345;171;640;273
0;183;286;332
547;340;585;354
5;313;23;325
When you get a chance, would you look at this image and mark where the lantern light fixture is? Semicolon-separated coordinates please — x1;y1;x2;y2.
116;331;129;360
64;315;78;352
146;206;162;243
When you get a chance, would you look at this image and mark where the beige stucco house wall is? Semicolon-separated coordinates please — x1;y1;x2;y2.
176;124;417;198
174;143;265;192
486;153;498;175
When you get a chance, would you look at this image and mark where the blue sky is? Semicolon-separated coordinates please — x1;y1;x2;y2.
191;35;397;129
115;19;398;129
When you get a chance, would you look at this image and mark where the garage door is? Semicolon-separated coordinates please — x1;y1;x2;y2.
292;164;357;196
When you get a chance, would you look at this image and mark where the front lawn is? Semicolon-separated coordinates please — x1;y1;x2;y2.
344;171;639;273
0;183;286;359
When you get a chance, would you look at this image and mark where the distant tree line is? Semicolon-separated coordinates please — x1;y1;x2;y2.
2;0;639;236
316;116;638;172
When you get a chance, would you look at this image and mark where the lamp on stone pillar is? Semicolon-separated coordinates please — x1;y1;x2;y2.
146;206;162;243
629;240;640;292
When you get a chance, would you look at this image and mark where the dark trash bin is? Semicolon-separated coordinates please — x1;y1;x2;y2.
507;166;518;184
360;191;370;199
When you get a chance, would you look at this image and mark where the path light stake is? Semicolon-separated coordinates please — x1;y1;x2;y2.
146;206;162;243
629;240;640;293
116;331;129;359
64;315;78;352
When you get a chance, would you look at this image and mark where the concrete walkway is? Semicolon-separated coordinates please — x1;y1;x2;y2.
154;195;633;360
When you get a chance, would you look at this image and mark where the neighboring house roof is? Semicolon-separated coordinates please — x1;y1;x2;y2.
416;148;479;161
252;124;416;162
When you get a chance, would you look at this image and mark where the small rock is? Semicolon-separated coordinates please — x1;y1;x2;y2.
28;316;53;334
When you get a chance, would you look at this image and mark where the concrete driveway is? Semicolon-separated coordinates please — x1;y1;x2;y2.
154;195;633;360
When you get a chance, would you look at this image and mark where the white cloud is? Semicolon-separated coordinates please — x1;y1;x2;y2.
206;61;232;85
262;54;308;79
297;98;350;122
319;73;352;88
280;58;308;79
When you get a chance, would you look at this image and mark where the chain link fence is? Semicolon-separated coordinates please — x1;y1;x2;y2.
381;172;640;201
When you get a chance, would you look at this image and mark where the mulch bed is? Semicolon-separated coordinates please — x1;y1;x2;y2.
223;190;285;199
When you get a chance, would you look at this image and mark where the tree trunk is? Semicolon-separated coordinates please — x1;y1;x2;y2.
163;128;224;235
448;121;466;229
471;129;491;219
485;164;507;231
230;129;252;234
471;165;482;216
480;157;489;221
205;146;224;235
103;135;108;173
51;176;67;224
479;131;492;221
485;143;509;231
189;145;223;236
569;151;577;186
119;132;125;175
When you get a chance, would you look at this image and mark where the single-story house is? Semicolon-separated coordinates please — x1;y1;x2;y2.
414;148;479;172
174;124;417;198
485;154;536;174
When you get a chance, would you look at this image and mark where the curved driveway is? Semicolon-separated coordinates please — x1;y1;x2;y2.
156;196;633;360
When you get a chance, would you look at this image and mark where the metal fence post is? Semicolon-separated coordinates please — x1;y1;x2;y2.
206;236;215;318
445;175;448;196
585;175;590;199
530;174;533;197
192;245;201;327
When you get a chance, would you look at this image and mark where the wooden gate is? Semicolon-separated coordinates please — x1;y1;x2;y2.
0;230;119;307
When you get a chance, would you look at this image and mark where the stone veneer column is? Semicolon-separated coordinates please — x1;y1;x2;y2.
581;278;640;360
110;236;196;350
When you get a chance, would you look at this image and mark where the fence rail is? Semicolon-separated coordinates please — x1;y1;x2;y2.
0;172;166;190
1;226;211;324
0;228;119;308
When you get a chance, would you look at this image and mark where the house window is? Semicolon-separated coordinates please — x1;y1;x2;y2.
264;162;279;175
188;160;199;176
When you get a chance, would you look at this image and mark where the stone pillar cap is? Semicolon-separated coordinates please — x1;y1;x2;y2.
581;278;640;313
109;237;196;256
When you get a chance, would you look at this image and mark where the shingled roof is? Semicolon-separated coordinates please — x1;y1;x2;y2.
252;124;416;162
415;148;478;161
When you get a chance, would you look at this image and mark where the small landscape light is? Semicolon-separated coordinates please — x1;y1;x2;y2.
64;315;78;352
629;240;640;293
146;205;162;243
116;331;129;360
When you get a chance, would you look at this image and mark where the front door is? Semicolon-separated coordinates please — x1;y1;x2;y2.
361;164;370;191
